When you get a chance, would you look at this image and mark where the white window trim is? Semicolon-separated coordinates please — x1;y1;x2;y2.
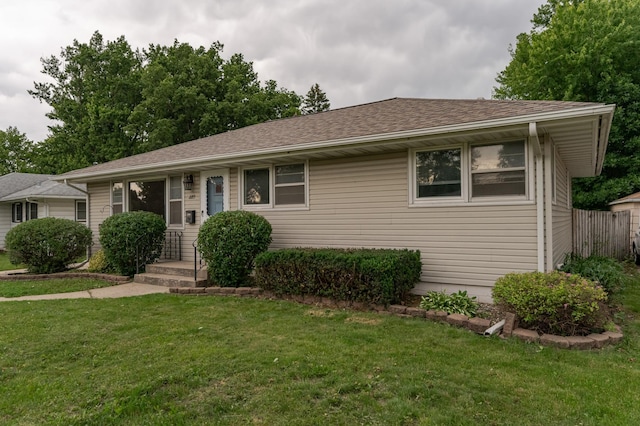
409;139;533;207
168;175;184;229
75;200;87;222
240;161;309;211
11;202;22;223
110;181;124;214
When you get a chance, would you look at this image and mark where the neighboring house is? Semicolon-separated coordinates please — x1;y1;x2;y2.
609;191;640;244
55;98;615;302
0;173;88;250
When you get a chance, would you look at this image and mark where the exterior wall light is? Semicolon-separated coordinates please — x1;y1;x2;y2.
183;174;194;190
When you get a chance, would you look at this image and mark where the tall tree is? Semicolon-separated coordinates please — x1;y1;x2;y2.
0;127;35;174
494;0;640;209
302;83;330;114
30;32;303;173
30;31;143;173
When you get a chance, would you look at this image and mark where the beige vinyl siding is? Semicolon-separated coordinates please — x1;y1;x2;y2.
87;182;111;253
0;204;11;250
551;150;573;268
255;151;538;302
179;172;200;261
45;199;82;221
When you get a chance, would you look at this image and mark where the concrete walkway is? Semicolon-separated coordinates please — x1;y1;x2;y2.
0;282;170;302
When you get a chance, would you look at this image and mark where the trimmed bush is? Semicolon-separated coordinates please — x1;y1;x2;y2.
559;253;626;293
492;271;609;336
99;211;166;276
197;210;272;287
420;290;478;317
87;249;114;273
5;217;92;274
254;248;422;306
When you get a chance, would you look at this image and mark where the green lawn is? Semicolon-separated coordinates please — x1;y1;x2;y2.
1;283;639;425
0;252;21;272
0;278;114;297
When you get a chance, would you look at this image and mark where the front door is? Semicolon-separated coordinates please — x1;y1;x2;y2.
200;169;230;223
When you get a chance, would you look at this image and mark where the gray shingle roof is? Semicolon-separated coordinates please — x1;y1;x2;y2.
58;97;607;179
0;173;86;202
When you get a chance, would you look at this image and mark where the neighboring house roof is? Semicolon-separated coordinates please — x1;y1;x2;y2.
56;97;615;182
0;173;86;202
609;191;640;206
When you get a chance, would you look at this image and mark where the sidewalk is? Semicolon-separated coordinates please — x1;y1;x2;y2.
0;271;170;302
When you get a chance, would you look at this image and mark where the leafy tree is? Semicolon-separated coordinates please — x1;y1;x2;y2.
494;0;640;209
30;31;142;173
0;127;35;174
30;32;303;173
302;83;330;114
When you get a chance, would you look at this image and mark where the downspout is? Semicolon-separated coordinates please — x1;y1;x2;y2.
544;138;554;271
25;197;48;218
530;122;545;272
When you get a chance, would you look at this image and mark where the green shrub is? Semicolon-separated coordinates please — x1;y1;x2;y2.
197;210;272;287
254;248;422;306
87;249;114;273
492;271;608;336
5;217;92;274
99;211;166;276
419;290;478;317
559;253;626;293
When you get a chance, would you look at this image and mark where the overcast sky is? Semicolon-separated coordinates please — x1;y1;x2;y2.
0;0;544;143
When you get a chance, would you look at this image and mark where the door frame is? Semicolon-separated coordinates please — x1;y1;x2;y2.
200;168;230;223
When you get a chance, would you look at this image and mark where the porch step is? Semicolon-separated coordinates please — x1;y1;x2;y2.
134;272;207;288
146;261;207;280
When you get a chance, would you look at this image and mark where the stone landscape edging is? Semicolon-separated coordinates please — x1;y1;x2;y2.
169;286;623;350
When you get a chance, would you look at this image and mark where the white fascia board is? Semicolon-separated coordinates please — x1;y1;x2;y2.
57;104;616;182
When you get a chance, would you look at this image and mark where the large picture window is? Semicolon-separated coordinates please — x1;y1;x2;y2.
416;148;461;198
129;180;166;219
244;168;270;205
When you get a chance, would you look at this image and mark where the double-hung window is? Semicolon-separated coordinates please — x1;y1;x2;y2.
11;203;22;223
168;176;183;226
415;148;462;199
112;182;123;214
242;163;307;208
76;201;87;222
470;141;526;198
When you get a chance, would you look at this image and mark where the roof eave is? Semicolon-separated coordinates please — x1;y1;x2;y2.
55;104;616;183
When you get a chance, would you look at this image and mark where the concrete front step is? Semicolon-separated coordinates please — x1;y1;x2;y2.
146;262;207;280
134;272;207;288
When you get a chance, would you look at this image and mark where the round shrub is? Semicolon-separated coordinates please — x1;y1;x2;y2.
87;249;113;273
99;211;166;276
492;271;608;336
5;217;92;274
197;210;272;287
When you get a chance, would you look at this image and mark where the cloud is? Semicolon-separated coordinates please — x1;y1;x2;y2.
0;0;543;142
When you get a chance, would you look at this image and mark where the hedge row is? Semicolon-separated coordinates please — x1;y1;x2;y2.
254;248;422;306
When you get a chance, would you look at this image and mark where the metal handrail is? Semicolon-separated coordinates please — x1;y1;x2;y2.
164;231;183;261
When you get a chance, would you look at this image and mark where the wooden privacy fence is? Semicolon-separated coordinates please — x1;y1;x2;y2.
573;209;630;260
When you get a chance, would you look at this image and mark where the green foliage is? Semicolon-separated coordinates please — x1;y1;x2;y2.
5;218;92;274
419;290;478;317
87;249;114;273
254;248;422;306
99;211;166;276
494;0;640;209
197;211;272;287
29;32;302;174
492;271;608;336
0;127;35;174
301;83;330;114
559;253;626;293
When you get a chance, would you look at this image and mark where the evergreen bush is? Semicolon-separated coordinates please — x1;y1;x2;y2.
99;211;166;276
197;210;272;287
5;217;92;274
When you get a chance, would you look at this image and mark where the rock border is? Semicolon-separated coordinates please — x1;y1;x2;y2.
169;286;623;350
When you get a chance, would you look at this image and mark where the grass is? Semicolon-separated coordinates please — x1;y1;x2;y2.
0;281;639;425
0;278;114;298
0;252;22;272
